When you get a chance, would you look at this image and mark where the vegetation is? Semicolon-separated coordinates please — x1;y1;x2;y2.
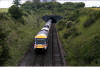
0;1;100;66
8;5;23;19
90;8;100;11
13;0;21;6
0;2;45;65
0;28;10;65
0;8;8;13
56;8;100;65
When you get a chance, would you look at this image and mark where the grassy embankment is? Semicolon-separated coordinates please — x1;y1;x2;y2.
90;8;100;11
0;8;8;13
56;8;100;65
0;8;45;65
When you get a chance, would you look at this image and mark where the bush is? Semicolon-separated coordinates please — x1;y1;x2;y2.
0;28;10;65
63;27;80;39
83;17;95;27
80;34;100;65
0;13;8;20
8;5;23;19
63;32;71;39
84;11;100;27
70;27;80;37
66;34;100;65
66;21;73;28
57;19;66;30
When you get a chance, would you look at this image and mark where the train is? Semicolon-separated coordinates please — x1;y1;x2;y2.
33;19;52;51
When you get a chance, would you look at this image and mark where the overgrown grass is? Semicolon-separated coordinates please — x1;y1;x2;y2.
56;8;100;65
90;8;100;11
0;12;45;65
0;8;8;13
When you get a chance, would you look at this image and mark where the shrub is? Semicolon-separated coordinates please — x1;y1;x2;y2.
57;19;66;30
0;28;10;65
8;5;23;19
63;27;80;39
0;13;8;20
66;21;73;28
80;34;100;65
63;32;71;39
84;11;100;27
70;27;80;37
83;17;95;27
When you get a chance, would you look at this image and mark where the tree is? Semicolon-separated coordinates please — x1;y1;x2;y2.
32;0;40;3
13;0;21;7
8;5;23;19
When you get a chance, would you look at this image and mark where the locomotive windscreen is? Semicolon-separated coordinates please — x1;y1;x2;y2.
35;38;47;44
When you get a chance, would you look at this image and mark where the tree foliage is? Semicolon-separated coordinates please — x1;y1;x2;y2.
13;0;21;7
57;7;100;65
21;2;85;13
8;5;23;19
0;28;10;65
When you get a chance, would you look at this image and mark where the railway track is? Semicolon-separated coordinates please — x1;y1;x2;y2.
51;23;65;66
19;23;66;66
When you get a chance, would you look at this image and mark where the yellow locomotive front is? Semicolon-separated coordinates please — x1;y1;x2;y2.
34;34;48;51
33;19;52;52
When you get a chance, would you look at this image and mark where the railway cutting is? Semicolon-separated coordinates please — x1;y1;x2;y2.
18;19;66;66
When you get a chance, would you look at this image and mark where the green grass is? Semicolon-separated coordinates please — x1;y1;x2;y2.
0;12;45;65
56;8;100;65
85;8;100;11
0;8;8;13
90;8;100;11
70;18;100;46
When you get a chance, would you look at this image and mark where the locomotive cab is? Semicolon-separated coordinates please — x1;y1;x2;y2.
34;34;48;51
33;19;51;52
34;38;48;49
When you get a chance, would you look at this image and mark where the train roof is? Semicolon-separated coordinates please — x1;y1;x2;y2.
35;19;52;39
41;27;49;31
35;30;48;38
45;20;52;25
35;34;47;38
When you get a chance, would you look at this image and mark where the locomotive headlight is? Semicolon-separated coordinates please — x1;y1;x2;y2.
44;46;47;49
34;45;36;48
